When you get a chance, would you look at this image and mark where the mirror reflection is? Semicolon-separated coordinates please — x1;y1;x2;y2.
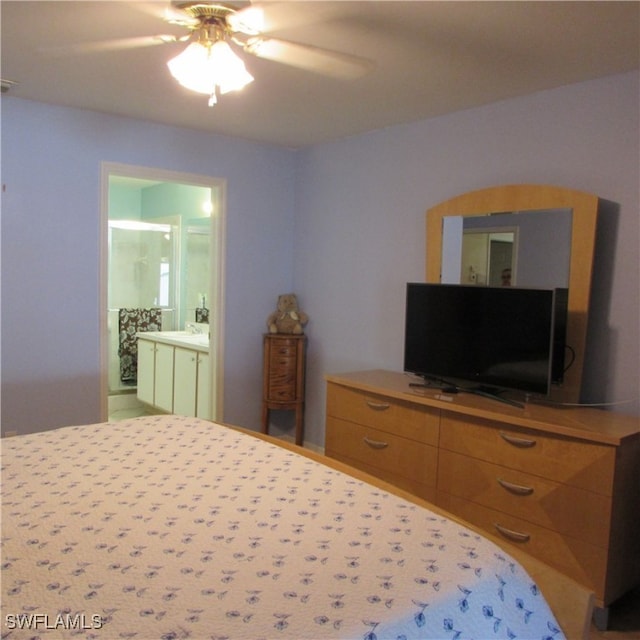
441;208;572;289
185;224;211;324
460;228;516;286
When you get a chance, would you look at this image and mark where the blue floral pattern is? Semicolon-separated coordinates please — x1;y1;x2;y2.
1;415;566;639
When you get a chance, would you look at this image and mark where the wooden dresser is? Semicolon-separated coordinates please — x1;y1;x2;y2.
325;369;640;625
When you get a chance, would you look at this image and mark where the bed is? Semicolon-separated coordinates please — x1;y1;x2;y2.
1;415;592;639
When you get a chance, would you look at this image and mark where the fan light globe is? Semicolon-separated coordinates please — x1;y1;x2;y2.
167;39;254;103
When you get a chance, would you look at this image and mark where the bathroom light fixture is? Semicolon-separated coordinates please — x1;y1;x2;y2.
167;21;253;107
202;199;214;216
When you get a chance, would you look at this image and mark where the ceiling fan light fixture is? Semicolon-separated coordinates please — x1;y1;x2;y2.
167;33;253;105
168;41;212;93
209;39;254;93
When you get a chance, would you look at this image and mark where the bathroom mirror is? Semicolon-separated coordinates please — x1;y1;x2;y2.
426;184;599;403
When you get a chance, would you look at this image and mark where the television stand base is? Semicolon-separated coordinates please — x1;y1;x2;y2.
408;377;525;408
462;386;525;409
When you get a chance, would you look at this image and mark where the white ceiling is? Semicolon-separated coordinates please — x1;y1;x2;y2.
2;1;638;148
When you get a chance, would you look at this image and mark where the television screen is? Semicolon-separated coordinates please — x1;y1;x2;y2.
403;283;567;397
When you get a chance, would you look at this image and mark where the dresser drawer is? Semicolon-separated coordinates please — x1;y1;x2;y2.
438;492;607;596
327;383;439;445
269;352;296;370
437;449;610;548
439;413;615;494
326;416;438;489
268;369;297;400
327;449;437;504
269;345;296;368
269;340;297;360
269;347;296;376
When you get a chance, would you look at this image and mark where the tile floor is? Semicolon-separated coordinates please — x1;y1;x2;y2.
108;391;154;422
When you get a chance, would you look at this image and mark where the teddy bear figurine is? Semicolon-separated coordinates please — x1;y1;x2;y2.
267;293;309;335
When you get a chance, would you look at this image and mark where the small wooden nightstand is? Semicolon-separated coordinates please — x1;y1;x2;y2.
261;334;306;445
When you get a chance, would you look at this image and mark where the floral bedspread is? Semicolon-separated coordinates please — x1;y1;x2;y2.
1;415;565;639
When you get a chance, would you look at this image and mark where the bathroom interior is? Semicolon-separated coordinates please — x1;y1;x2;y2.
107;174;214;420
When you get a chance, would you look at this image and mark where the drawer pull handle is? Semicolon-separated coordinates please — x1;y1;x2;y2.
363;437;389;450
365;400;390;411
497;478;534;496
499;431;536;448
494;523;531;543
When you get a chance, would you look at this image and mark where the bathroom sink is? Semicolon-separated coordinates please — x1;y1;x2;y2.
179;333;209;346
139;330;209;348
165;331;209;344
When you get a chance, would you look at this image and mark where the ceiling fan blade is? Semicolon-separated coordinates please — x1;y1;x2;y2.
231;2;352;35
164;11;200;28
227;6;264;35
42;35;181;56
244;37;373;79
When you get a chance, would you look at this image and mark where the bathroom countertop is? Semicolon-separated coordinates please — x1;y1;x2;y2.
137;331;209;353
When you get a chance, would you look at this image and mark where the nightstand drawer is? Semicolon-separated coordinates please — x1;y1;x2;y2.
326;416;438;488
437;449;610;548
439;412;615;494
327;383;439;445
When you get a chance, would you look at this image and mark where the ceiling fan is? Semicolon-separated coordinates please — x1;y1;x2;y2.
170;1;371;73
53;1;373;107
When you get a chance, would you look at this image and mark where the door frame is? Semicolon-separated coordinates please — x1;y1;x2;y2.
461;226;519;286
99;161;226;421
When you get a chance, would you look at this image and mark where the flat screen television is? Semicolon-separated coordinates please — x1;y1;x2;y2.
403;283;568;402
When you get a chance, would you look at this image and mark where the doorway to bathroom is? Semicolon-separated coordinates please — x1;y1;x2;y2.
100;162;225;422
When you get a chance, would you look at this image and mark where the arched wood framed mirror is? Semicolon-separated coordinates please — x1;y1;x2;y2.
426;184;599;403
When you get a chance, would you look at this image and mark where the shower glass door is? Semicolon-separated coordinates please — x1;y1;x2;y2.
108;220;177;394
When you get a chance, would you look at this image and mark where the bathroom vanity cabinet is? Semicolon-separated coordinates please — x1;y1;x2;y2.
136;332;210;418
174;347;210;418
138;340;174;413
136;337;157;408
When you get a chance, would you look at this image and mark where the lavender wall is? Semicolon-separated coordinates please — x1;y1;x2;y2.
2;72;638;443
1;99;296;434
295;72;639;446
